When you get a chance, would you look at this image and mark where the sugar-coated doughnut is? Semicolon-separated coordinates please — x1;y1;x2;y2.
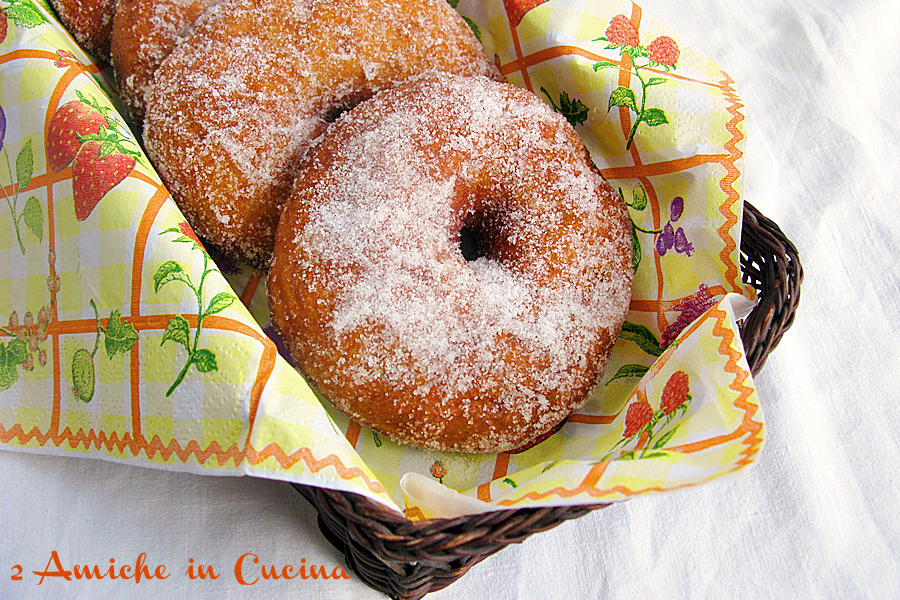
267;73;634;453
51;0;118;60
110;0;221;122
143;0;499;267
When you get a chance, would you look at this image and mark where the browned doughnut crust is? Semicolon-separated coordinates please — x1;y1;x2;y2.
267;73;634;453
110;0;221;122
142;0;500;268
51;0;118;60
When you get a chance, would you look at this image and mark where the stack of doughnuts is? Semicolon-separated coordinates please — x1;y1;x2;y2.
53;0;634;453
54;0;501;267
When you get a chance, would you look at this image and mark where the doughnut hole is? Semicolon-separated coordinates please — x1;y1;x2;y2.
322;104;352;124
459;205;506;263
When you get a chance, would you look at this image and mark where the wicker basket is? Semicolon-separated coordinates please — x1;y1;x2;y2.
293;201;803;600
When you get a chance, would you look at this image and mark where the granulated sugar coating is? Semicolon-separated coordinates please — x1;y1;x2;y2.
268;73;634;453
111;0;223;121
142;0;499;267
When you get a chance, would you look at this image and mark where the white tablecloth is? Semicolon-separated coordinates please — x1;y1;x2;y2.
2;0;898;597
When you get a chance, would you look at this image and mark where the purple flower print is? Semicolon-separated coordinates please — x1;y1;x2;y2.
661;284;717;348
655;196;693;257
674;227;694;256
669;195;684;221
656;222;675;255
621;187;695;270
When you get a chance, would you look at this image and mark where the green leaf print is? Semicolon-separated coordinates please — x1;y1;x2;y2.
539;87;590;127
6;337;27;364
607;363;650;384
630;185;648;211
4;1;46;28
620;321;664;357
0;339;26;391
153;260;192;293
191;349;218;373
157;223;236;396
161;316;191;352
607;87;638;112
14;139;32;192
22;196;42;241
103;310;139;358
652;428;678;449
204;292;235;316
640;108;669;127
2;137;41;253
631;221;641;271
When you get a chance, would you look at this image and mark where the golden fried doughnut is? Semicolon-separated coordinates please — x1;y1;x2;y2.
51;0;118;60
143;0;499;267
267;73;634;453
110;0;221;121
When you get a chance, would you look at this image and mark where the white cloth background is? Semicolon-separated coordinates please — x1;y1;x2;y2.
2;0;898;597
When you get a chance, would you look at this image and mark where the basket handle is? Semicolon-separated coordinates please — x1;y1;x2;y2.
739;202;803;375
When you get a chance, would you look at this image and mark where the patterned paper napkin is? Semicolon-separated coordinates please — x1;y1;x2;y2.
0;0;761;519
